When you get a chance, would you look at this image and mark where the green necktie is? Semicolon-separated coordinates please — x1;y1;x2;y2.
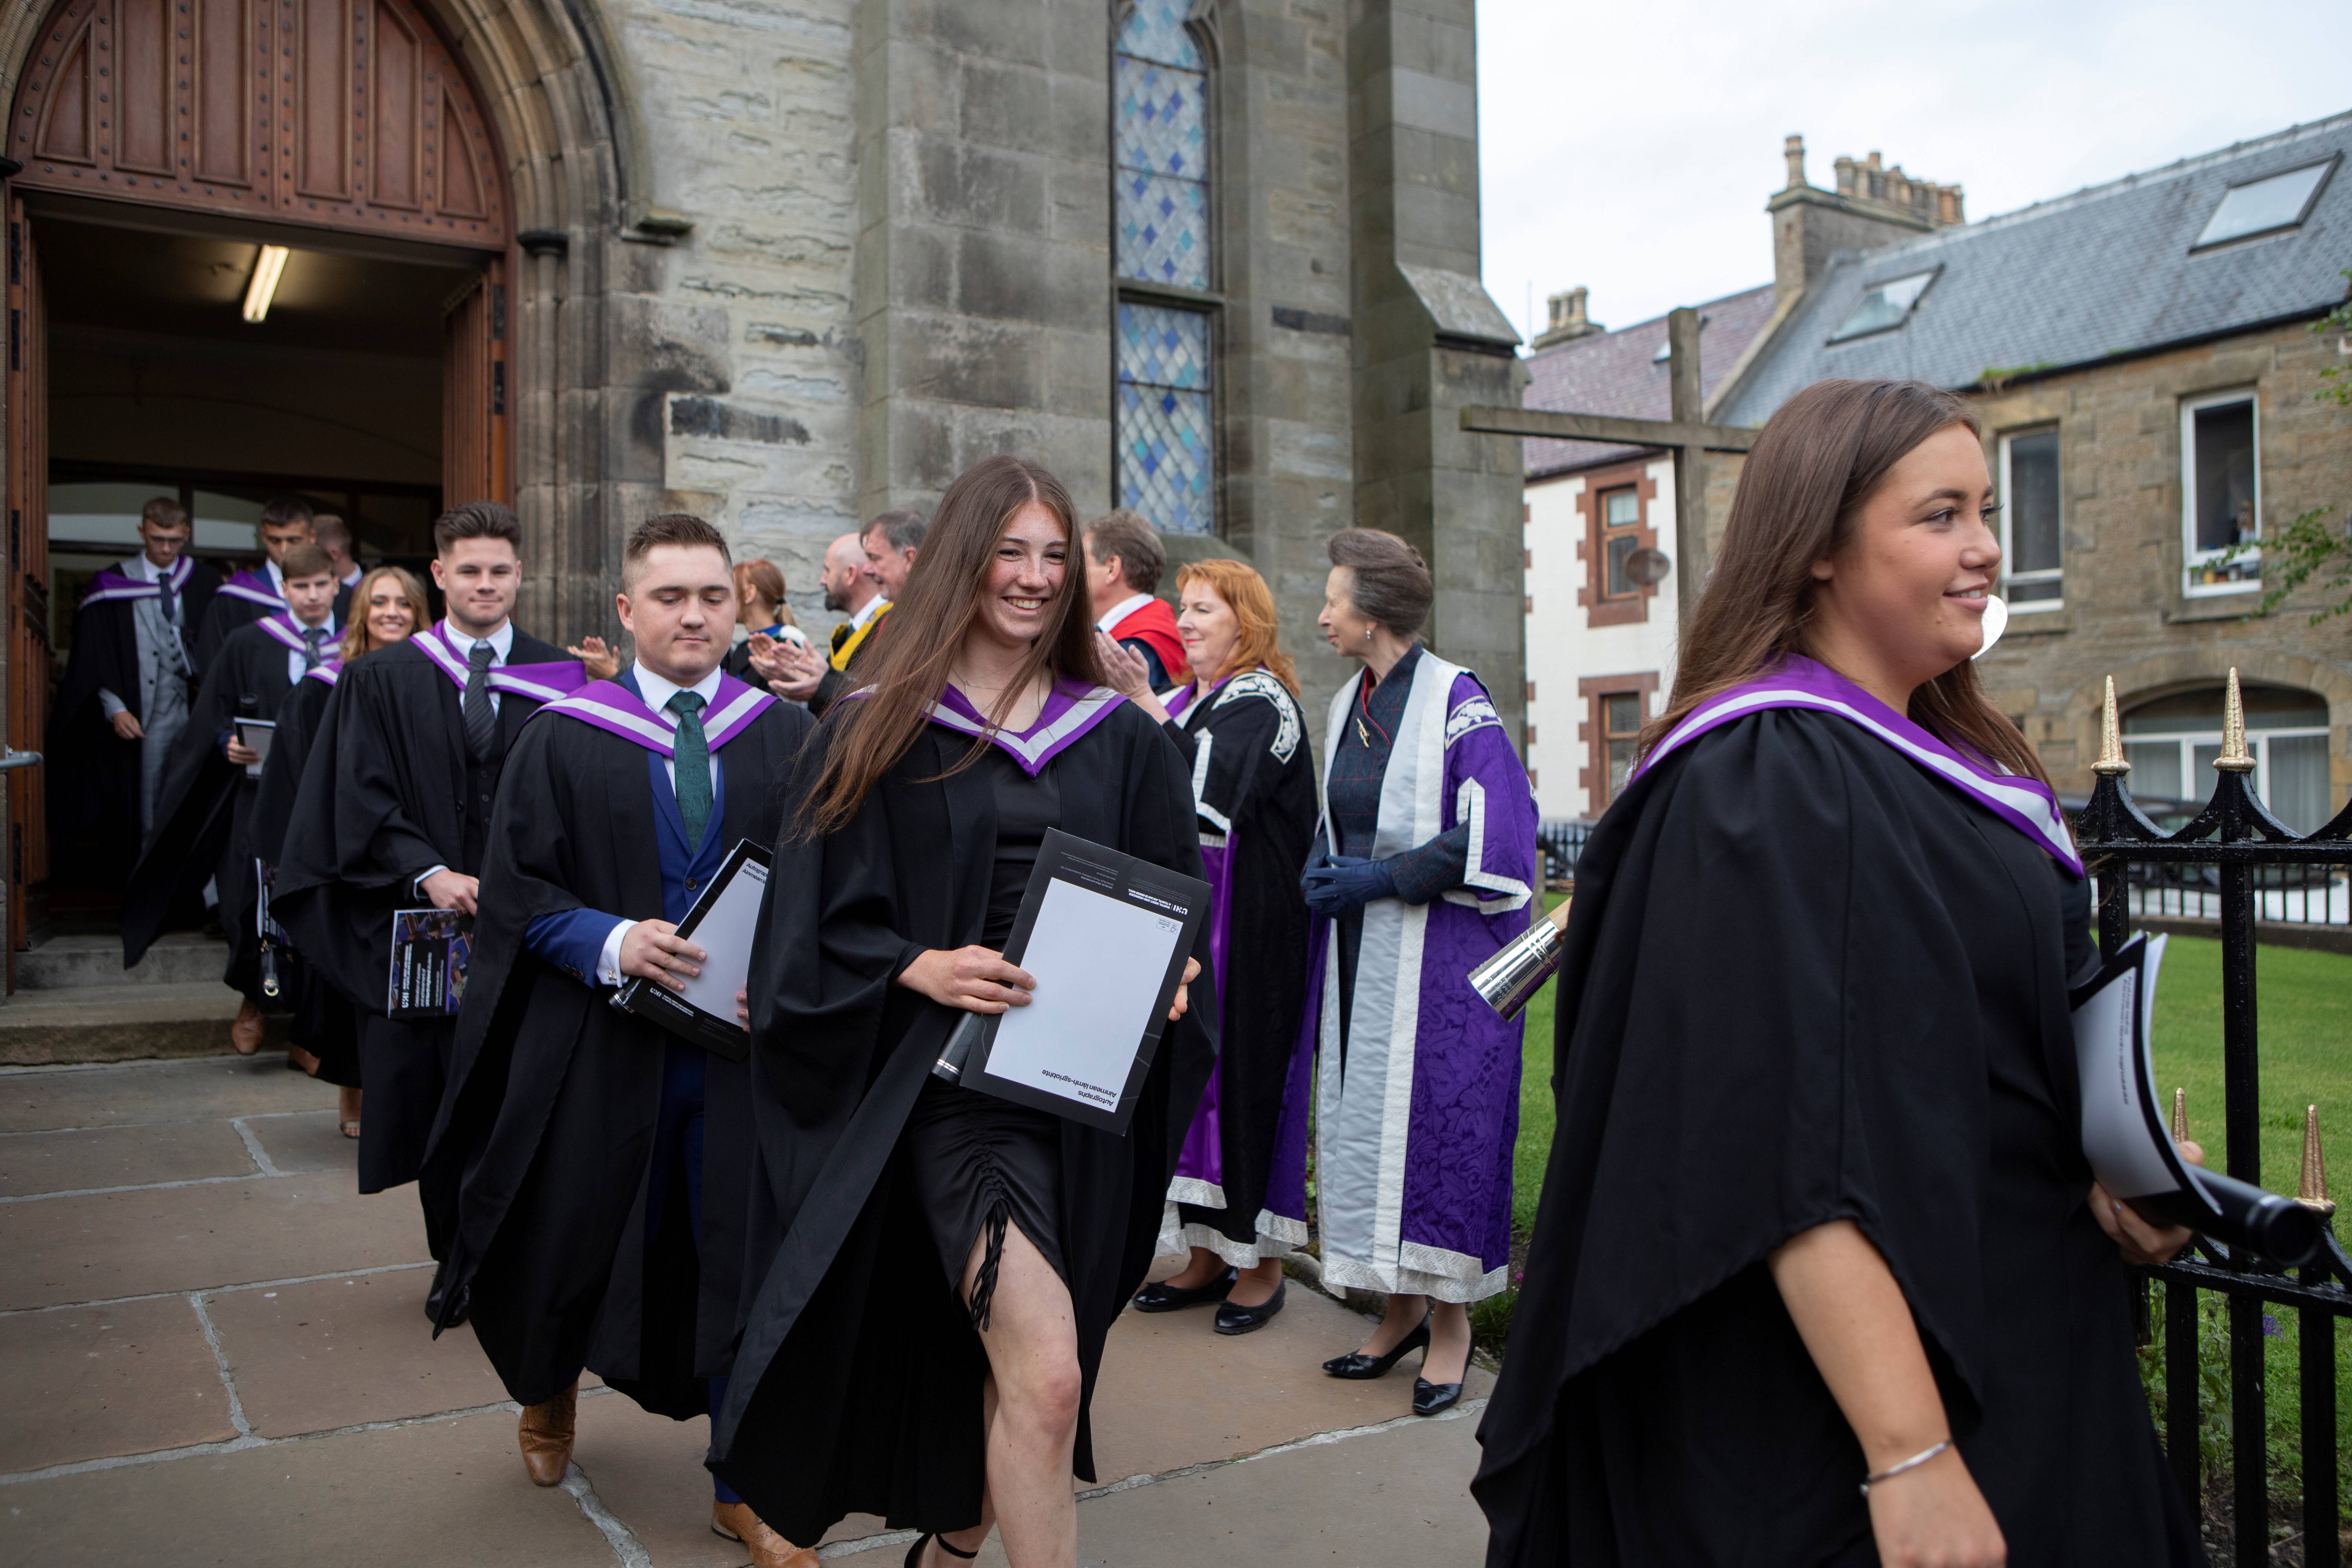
666;689;711;850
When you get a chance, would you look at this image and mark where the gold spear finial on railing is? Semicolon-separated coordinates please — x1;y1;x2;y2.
2215;668;2256;773
2172;1087;2189;1147
2094;676;2129;776
2297;1105;2334;1217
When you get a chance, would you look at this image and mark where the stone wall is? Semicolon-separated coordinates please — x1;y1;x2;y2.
1961;320;2352;799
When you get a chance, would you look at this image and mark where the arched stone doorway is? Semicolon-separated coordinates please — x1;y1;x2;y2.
0;0;645;959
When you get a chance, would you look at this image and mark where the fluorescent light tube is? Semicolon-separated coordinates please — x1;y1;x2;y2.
242;245;289;323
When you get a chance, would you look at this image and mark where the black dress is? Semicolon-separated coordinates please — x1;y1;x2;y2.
902;749;1069;1321
1472;707;2201;1566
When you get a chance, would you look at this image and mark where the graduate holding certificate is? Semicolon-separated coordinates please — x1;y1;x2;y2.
423;515;815;1561
1473;380;2206;1567
712;455;1214;1568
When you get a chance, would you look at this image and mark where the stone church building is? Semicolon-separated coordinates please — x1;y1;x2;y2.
0;0;1525;960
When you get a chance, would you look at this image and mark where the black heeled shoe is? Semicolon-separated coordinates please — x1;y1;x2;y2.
1321;1314;1430;1379
1132;1267;1235;1313
1412;1376;1464;1416
905;1532;979;1566
1213;1278;1286;1335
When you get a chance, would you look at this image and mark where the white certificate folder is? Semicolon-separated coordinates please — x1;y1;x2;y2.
610;840;769;1063
938;828;1209;1136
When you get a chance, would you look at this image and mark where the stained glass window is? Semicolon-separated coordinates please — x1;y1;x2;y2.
1117;303;1213;535
1115;2;1208;290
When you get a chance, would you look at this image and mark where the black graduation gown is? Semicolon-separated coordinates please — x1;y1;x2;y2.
49;562;219;880
1159;672;1317;1260
272;629;572;1197
424;696;814;1414
252;674;360;1087
119;622;302;989
708;702;1218;1542
1470;708;2201;1567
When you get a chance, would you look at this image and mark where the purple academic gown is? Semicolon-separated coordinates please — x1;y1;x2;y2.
1306;649;1537;1303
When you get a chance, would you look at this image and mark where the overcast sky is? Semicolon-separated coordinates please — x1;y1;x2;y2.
1476;0;2351;343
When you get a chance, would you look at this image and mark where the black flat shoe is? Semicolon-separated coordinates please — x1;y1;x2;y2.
1322;1316;1430;1379
1213;1279;1285;1335
1412;1377;1464;1416
1132;1268;1235;1313
905;1533;979;1565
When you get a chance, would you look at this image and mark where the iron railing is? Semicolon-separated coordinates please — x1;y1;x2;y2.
2076;671;2350;1567
1536;818;1593;888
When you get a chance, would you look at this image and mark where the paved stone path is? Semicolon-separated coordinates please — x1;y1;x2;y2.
0;1055;1494;1565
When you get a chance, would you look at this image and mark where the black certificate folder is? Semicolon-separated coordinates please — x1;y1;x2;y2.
956;828;1209;1137
610;840;770;1063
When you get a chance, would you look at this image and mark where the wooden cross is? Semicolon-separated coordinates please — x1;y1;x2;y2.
1460;307;1758;634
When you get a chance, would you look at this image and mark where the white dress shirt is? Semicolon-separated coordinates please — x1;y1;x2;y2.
1095;591;1155;636
410;619;517;897
593;659;728;984
283;612;338;686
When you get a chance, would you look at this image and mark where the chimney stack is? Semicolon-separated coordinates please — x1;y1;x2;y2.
1768;136;1965;305
1531;285;1606;351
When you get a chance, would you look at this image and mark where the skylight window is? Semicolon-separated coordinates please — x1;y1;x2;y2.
1829;270;1937;343
2193;158;2335;249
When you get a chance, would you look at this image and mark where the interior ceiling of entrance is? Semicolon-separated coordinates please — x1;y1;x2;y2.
42;212;466;490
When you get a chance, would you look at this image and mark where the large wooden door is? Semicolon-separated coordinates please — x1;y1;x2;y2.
442;254;508;505
9;0;507;248
5;194;50;978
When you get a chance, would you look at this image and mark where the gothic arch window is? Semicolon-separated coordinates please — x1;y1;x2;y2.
1113;0;1217;535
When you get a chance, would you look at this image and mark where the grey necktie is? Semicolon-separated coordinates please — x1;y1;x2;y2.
463;641;497;761
301;625;325;671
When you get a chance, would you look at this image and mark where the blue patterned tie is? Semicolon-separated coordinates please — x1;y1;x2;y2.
301;625;326;670
666;689;711;850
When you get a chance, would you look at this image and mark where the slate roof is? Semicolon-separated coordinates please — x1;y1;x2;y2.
1521;283;1778;478
1720;111;2352;426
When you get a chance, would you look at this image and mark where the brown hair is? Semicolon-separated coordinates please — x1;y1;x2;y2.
798;456;1098;836
734;558;794;626
1325;527;1433;637
140;496;188;532
279;543;336;582
622;512;731;586
340;565;430;660
433;500;522;556
1083;508;1167;596
1643;377;2046;784
312;512;352;552
1174;557;1298;695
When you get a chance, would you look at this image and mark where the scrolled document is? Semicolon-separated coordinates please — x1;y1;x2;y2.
2070;933;2320;1267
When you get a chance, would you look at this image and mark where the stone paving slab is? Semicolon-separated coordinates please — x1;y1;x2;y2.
244;1109;362;1176
0;1408;620;1567
0;1119;260;1197
0;1172;429;1311
0;1292;235;1474
0;1057;333;1133
204;1266;504;1439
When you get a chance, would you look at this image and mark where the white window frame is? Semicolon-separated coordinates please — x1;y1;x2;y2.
2179;387;2261;598
2121;726;2329;809
1997;426;2063;613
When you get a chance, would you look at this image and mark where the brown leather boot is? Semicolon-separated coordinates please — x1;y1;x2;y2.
516;1381;578;1487
230;999;265;1055
711;1501;819;1568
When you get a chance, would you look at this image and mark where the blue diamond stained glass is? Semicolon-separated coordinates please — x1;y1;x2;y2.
1118;303;1214;534
1115;57;1204;181
1116;174;1209;289
1116;0;1202;70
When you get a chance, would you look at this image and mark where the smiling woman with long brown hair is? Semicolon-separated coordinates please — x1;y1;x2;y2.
711;455;1216;1568
1473;379;2205;1566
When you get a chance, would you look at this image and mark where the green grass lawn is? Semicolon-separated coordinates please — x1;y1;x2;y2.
1506;918;2350;1510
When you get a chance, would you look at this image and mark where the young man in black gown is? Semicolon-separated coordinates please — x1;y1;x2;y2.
121;545;341;1053
272;503;580;1305
425;515;815;1564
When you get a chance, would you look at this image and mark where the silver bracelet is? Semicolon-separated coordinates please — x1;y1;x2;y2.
1859;1439;1950;1497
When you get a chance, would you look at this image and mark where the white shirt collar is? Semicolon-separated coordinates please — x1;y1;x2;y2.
123;554;168;583
849;594;888;631
294;610;338;640
341;565;363;588
449;619;515;664
1095;591;1155;635
631;658;725;718
265;558;285;593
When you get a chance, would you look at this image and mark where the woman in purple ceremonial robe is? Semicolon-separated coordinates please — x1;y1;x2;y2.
1096;557;1320;1334
1299;528;1538;1419
1472;380;2206;1567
